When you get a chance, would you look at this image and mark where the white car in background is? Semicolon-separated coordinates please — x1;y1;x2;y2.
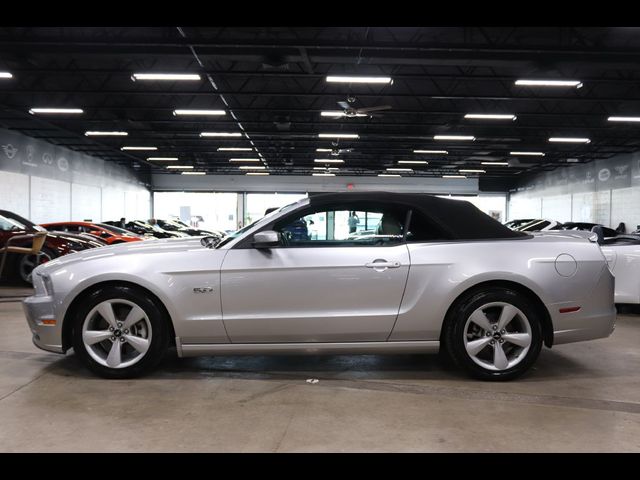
598;234;640;304
516;219;562;232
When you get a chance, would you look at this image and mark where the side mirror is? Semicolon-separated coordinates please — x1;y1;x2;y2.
253;230;280;248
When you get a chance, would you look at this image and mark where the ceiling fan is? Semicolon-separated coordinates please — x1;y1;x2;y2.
336;96;392;117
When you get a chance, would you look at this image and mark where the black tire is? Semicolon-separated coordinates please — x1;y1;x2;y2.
72;285;170;379
443;287;543;381
19;247;56;284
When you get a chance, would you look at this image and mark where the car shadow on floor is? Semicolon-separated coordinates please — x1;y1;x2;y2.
42;346;601;383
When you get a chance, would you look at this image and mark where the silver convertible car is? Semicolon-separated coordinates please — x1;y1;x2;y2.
23;192;616;380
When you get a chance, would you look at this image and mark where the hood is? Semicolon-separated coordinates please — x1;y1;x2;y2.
35;236;205;274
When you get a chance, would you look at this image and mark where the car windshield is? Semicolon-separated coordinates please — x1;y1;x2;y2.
215;199;307;248
97;223;135;235
0;211;45;232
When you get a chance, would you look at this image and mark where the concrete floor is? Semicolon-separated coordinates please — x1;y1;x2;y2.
0;300;639;452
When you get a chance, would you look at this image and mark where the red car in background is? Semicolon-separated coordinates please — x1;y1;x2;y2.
1;210;104;284
40;222;143;245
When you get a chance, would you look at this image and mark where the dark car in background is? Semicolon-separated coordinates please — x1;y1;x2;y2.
156;219;224;238
104;220;180;239
0;210;103;284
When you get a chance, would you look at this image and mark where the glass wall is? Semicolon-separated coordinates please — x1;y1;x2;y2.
437;195;507;223
153;192;239;233
244;193;308;226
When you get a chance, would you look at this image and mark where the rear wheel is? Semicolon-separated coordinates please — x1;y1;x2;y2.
72;285;170;378
444;287;543;381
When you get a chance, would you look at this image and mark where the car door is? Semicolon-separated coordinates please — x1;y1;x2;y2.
220;203;411;343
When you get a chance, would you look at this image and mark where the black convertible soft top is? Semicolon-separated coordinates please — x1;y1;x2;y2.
308;192;527;240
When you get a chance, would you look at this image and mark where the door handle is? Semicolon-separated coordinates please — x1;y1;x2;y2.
365;259;401;270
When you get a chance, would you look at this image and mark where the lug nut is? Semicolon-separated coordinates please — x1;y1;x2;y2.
124;329;129;334
486;332;491;337
499;339;505;343
119;337;125;342
490;340;495;345
109;327;114;332
117;322;123;328
492;325;498;330
501;330;506;334
110;336;115;341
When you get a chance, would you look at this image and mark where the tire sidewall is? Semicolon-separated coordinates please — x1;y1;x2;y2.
72;285;169;379
445;288;543;381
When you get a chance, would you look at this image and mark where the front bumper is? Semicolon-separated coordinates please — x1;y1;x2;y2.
22;295;65;354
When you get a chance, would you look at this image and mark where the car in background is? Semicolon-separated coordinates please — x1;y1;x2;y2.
155;219;224;238
1;210;103;284
40;222;144;245
556;222;619;238
103;220;180;239
504;219;535;230
515;219;562;232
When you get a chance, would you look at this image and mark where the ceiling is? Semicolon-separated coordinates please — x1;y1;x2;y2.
2;26;640;181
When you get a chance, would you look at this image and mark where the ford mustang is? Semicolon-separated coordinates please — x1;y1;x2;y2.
22;193;616;380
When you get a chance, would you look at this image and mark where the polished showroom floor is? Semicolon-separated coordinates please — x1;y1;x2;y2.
0;298;639;452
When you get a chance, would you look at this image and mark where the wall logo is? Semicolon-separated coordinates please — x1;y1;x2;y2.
614;165;629;175
2;143;18;159
598;168;611;182
23;145;37;167
57;157;69;172
42;152;53;165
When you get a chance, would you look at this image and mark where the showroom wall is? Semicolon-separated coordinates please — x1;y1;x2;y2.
0;128;151;223
508;151;640;231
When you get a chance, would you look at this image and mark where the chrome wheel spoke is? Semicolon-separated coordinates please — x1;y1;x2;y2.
106;340;123;368
469;309;492;331
502;332;531;348
124;335;149;355
122;305;145;330
497;305;518;331
82;330;113;346
97;301;117;328
465;337;492;356
493;342;509;370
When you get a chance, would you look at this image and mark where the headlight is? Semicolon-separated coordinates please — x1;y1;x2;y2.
34;272;54;296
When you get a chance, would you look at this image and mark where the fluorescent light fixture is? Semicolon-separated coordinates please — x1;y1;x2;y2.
313;167;339;171
200;132;242;137
398;160;428;165
147;157;178;161
312;173;336;177
238;165;266;170
481;162;509;166
567;158;580;163
459;169;486;173
246;172;270;176
386;168;413;172
608;116;640;122
316;148;332;152
378;174;401;177
85;131;127;136
515;79;582;88
549;137;591;143
0;72;12;78
510;151;545;156
314;159;344;164
217;147;253;151
413;150;448;154
173;109;226;116
326;76;392;84
29;108;83;115
121;146;157;151
442;175;466;179
166;165;194;169
465;114;516;120
132;73;201;81
320;110;367;117
229;158;260;162
318;133;359;139
434;135;475;141
181;171;206;175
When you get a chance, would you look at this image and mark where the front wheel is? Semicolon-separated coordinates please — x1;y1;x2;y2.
72;285;170;378
443;287;543;381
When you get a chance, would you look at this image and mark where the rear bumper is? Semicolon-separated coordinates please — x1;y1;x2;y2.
22;295;64;354
549;265;616;345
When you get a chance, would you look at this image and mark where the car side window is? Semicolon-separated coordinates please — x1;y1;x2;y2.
405;209;453;242
274;206;406;247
